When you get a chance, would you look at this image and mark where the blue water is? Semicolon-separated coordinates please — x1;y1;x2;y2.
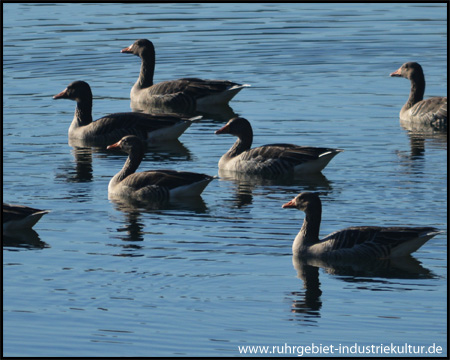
3;3;447;357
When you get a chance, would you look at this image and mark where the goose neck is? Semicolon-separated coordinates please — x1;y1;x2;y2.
138;48;155;88
405;75;425;110
293;205;322;254
114;147;144;185
70;98;93;132
227;131;253;158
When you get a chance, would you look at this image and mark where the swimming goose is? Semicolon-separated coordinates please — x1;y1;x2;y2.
215;117;343;176
3;203;49;231
53;81;201;144
282;192;441;261
121;39;250;110
390;62;447;128
107;135;215;201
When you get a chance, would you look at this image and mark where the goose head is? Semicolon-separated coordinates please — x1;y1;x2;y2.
215;117;253;138
282;192;321;212
390;62;424;81
121;39;155;57
106;135;143;154
53;80;92;102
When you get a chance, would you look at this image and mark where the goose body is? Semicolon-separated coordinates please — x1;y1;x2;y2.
3;203;49;231
107;135;214;201
121;39;250;111
215;117;343;176
282;192;441;261
53;81;200;144
390;62;447;129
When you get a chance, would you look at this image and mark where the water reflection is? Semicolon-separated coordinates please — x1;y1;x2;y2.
109;196;209;252
110;194;209;213
3;229;50;250
289;255;434;325
397;121;447;160
57;140;194;186
219;169;333;208
55;145;94;183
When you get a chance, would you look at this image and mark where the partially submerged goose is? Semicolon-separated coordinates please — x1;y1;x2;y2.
121;39;250;111
107;135;215;201
3;203;49;231
215;117;343;176
53;81;200;144
390;62;447;129
282;192;441;261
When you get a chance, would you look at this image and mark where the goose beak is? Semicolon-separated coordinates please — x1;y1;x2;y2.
120;45;133;53
53;88;68;99
282;199;296;208
215;123;230;135
107;141;121;150
390;67;402;77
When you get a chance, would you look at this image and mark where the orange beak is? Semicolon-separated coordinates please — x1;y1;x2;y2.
215;123;230;135
106;141;121;150
282;199;296;208
53;88;68;99
120;45;133;53
389;67;402;77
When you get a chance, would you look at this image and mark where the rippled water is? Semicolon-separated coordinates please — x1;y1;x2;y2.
3;3;447;357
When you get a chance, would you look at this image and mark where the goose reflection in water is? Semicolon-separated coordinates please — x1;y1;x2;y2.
289;255;435;325
218;169;334;209
109;195;209;253
395;126;447;161
3;228;50;250
58;138;193;186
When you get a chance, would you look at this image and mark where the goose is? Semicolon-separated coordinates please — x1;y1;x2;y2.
3;203;49;231
106;135;215;201
282;192;441;261
53;81;201;144
390;62;447;128
121;39;250;110
215;117;343;176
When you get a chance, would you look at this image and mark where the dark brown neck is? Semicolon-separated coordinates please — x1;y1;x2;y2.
138;48;156;88
405;75;425;110
116;147;144;183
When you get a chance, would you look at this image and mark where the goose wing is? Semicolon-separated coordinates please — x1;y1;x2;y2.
409;96;447;128
85;113;197;142
237;144;340;175
150;78;243;98
316;226;440;260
